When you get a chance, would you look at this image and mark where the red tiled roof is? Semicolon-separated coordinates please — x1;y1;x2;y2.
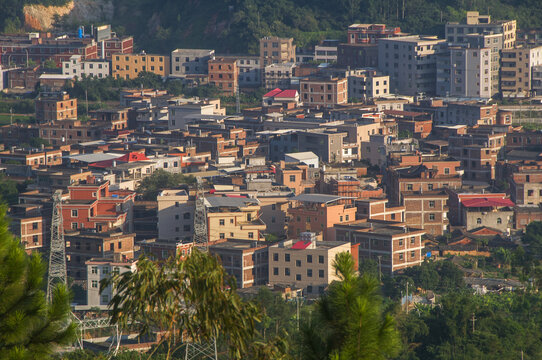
291;240;312;250
263;88;282;98
275;89;298;98
462;198;515;208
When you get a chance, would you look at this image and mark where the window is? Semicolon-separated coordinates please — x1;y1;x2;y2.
307;285;313;293
399;253;404;260
411;251;415;258
411;236;415;244
444;168;450;175
319;269;324;278
407;184;413;191
183;225;191;232
497;218;502;224
296;260;301;267
219;219;225;226
399;239;403;246
101;295;109;303
71;223;78;230
285;253;290;262
273;267;279;275
340;216;343;222
219;233;225;239
273;253;279;261
296;274;301;281
118;241;122;249
91;280;98;288
477;218;482;224
285;268;290;276
32;222;38;230
429;213;435;221
183;212;191;219
319;255;324;264
71;210;78;217
289;175;296;182
429;200;435;208
307;254;312;263
248;232;254;239
91;266;98;274
102;267;109;274
307;269;313;277
428;184;434;190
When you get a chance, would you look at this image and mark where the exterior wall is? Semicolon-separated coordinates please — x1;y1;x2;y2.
378;36;446;96
168;103;216;130
99;37;134;59
258;197;290;236
297;131;346;163
337;44;379;68
347;24;402;44
463;209;514;232
87;260;136;307
287;203;356;241
35;97;77;122
260;37;296;66
0;149;63;168
348;74;389;100
233;56;261;87
208;58;238;95
510;172;542;205
112;53;170;79
314;45;338;63
171;49;215;77
62;55;110;79
403;194;449;236
356;199;405;222
300;77;348;107
157;190;194;241
207;205;265;242
445;12;516;49
501;46;542;98
515;206;542;230
264;63;295;90
210;242;268;288
9;216;45;254
268;240;351;297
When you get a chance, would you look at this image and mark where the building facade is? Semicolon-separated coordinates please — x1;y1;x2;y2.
208;58;239;95
170;49;215;77
260;36;296;66
299;77;348;107
62;55;110;79
157;189;194;242
112;53;170;79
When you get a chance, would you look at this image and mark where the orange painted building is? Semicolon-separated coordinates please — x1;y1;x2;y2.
288;194;356;241
208;58;239;95
35;92;77;123
300;77;348;107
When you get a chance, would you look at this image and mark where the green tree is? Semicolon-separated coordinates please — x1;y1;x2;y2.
0;205;76;358
300;252;400;359
523;221;542;256
136;170;196;200
103;250;259;360
43;59;58;70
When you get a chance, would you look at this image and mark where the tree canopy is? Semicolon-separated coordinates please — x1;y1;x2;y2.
136;170;196;201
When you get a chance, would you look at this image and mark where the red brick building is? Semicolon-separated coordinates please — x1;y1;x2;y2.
300;77;348;107
208;58;239;95
356;198;405;222
35;92;77;123
62;178;135;233
98;36;134;59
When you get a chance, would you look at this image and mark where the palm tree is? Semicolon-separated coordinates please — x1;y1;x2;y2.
300;252;400;360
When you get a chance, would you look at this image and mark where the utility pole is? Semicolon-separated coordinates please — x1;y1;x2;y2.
377;255;382;282
405;280;409;313
471;312;477;333
9;107;13;126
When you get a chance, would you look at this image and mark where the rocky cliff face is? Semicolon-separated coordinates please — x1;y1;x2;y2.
24;0;114;31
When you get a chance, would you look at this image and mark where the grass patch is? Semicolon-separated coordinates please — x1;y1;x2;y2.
0;114;35;125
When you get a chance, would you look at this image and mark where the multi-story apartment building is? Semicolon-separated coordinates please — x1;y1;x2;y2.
337;43;379;68
9;205;46;254
35;92;77;123
348;70;390;100
61;179;135;233
510;170;542;205
461;197;514;233
297;129;349;163
0;33;98;66
356;198;405;222
205;196;266;243
445;11;516;50
448;131;506;181
264;62;295;90
62;55;110;79
314;40;339;63
38;120;103;146
446;190;508;226
66;232;135;281
501;45;542;98
224;55;261;88
209;239;269;289
157;189;194;242
533;65;542;96
97;36;134;60
86;258;137;307
440;102;498;126
378;36;446;96
260;36;296;66
402;191;449;236
170;49;215;77
112;53;170;79
208;57;239;95
347;24;403;44
335;220;425;273
168;99;225;130
0;148;62;168
436;44;492;98
299;76;348;107
465;32;503;97
268;235;353;297
287;194;356;241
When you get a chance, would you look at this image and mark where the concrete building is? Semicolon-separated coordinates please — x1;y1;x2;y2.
440;102;498;126
223;55;261;88
260;36;296;66
501;45;542;98
170;49;215;77
264;62;295;90
465;32;503;97
436;44;492;98
510;170;542;205
205;196;266;243
9;205;46;254
378;36;446;96
157;189;194;242
348;70;390;100
62;55;110;79
337;43;379;68
208;57;238;95
402;191;449;236
86;258;137;307
287;194;356;241
314;40;339;63
209;239;268;289
112;53;170;79
335;220;425;273
168;99;225;130
297;129;348;163
299;76;348;107
461;197;515;233
284;151;319;169
445;11;516;50
356;198;405;222
35;92;77;123
347;24;403;44
268;235;353;297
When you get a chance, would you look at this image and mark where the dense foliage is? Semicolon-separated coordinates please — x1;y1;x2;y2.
136;170;196;201
0;206;76;358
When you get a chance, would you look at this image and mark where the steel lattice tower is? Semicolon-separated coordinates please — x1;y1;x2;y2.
47;189;67;302
192;177;209;252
